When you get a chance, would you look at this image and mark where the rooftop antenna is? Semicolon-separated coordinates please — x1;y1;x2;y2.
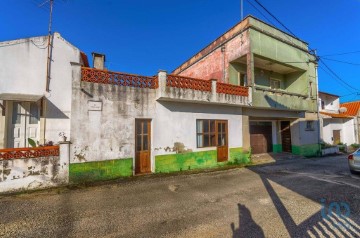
37;0;54;92
241;0;244;20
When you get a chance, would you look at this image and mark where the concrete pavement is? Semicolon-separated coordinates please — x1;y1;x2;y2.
1;155;360;237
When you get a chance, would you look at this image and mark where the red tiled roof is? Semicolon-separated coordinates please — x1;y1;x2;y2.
341;101;360;116
320;111;352;118
80;52;89;67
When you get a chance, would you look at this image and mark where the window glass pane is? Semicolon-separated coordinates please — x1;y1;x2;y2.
218;123;222;133
222;123;226;133
218;134;226;146
203;120;209;133
270;79;280;89
210;120;215;133
210;134;216;146
29;102;39;124
136;122;142;135
12;102;21;124
136;135;142;151
197;120;203;133
203;134;210;147
143;122;148;134
197;134;203;147
143;135;148;150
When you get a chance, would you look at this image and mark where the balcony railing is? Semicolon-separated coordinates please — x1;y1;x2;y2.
81;67;158;89
217;82;248;96
0;146;60;160
166;75;212;92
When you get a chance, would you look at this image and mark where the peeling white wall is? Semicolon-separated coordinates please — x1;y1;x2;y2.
70;77;157;164
0;143;69;194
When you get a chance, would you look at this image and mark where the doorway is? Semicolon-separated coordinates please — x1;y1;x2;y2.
281;121;292;153
135;119;151;174
8;101;40;148
216;120;228;162
250;121;273;154
333;130;341;145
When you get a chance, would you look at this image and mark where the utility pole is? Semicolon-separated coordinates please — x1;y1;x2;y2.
313;50;321;156
45;0;54;92
37;0;54;144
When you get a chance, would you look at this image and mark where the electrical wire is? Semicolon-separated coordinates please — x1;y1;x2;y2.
320;59;359;91
318;62;358;93
245;0;276;27
321;57;360;66
253;0;297;37
340;92;360;98
319;50;360;57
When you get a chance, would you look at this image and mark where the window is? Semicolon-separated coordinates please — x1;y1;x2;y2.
321;100;325;110
12;102;21;124
270;79;281;89
237;72;247;86
29;102;39;124
197;120;227;148
305;121;315;131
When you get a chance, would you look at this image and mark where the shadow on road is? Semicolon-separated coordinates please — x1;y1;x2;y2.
231;203;264;238
241;157;360;237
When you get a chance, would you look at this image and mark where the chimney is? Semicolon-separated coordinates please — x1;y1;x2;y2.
92;52;106;70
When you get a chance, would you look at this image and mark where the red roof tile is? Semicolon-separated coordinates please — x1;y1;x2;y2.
340;101;360;116
320;111;352;118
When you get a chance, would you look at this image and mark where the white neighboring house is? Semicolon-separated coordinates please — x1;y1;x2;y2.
319;92;357;146
0;32;83;148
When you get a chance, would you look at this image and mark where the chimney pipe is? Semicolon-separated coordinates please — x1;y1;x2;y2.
92;52;106;70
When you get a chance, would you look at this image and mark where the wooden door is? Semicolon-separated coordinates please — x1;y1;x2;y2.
216;120;228;162
333;130;341;145
250;122;273;154
135;119;151;174
281;121;292;153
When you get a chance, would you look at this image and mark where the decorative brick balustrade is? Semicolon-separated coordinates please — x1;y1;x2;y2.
0;146;60;160
217;82;248;96
166;75;212;92
81;67;158;89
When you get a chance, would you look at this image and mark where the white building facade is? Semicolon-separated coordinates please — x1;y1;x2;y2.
319;92;357;145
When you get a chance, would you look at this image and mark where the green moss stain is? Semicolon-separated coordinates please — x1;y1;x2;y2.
272;144;282;153
70;158;133;183
155;148;251;173
292;144;320;157
228;147;251;165
155;150;217;173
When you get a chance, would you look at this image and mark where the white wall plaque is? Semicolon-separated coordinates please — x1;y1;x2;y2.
88;101;102;111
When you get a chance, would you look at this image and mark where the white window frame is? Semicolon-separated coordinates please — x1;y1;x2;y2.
270;78;281;90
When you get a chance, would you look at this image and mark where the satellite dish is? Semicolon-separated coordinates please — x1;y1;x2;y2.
339;107;347;113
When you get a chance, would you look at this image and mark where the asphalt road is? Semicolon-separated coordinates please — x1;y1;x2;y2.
1;155;360;238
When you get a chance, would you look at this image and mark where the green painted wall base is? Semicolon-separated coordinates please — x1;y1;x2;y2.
70;158;133;183
155;147;251;173
292;144;320;157
272;144;283;153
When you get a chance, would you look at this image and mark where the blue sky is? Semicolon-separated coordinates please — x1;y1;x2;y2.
1;0;360;102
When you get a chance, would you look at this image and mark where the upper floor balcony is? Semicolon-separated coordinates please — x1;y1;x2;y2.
80;67;249;107
229;54;317;112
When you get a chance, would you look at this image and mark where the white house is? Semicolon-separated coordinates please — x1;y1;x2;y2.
0;32;82;148
319;92;357;145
